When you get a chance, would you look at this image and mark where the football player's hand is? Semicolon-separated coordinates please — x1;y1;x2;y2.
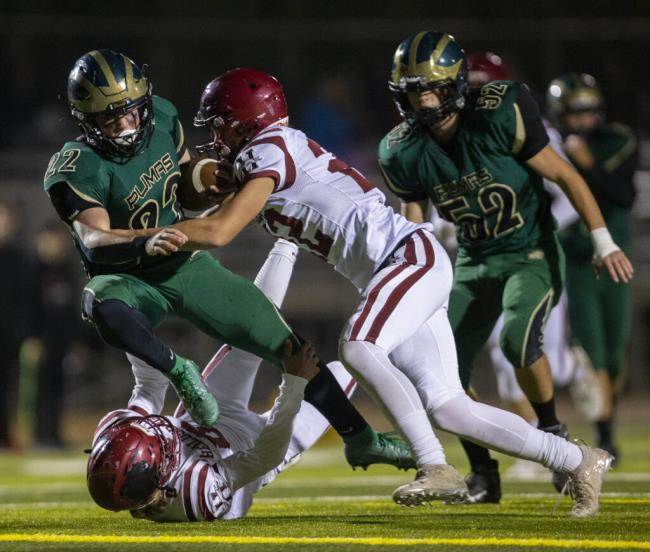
144;228;188;256
593;250;634;283
282;340;319;381
564;135;595;170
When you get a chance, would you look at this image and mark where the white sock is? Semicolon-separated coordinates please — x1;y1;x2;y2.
340;340;446;466
431;394;583;472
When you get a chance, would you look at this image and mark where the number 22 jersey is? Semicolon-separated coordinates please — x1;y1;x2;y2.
234;125;426;291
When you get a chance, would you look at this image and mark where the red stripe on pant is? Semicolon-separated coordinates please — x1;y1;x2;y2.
355;230;435;344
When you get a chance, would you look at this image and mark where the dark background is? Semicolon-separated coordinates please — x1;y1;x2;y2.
0;1;648;443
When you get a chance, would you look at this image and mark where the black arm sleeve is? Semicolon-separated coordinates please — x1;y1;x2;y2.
48;181;101;224
77;238;148;265
48;181;148;265
515;86;550;161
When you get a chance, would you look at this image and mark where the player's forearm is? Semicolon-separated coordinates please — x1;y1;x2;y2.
222;374;307;490
75;225;150;264
554;170;606;231
169;216;238;249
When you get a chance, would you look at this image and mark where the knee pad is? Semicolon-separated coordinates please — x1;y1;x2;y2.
86;298;135;349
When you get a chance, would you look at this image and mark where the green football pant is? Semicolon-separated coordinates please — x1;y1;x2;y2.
565;257;631;379
83;251;293;368
449;241;565;389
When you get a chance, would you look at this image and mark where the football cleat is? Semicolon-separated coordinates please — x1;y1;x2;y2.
568;443;613;518
597;440;620;468
540;423;571;494
168;356;220;427
448;459;501;504
393;464;468;507
345;431;416;471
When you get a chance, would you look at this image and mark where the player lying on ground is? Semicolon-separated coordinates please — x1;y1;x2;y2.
43;49;413;472
87;239;357;521
143;68;611;516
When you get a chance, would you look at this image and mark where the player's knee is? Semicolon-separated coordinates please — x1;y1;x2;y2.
86;298;135;348
428;394;469;434
499;328;544;370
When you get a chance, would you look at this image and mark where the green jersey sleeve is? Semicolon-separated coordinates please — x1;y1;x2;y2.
378;123;428;202
152;95;186;157
475;81;549;161
43;142;109;212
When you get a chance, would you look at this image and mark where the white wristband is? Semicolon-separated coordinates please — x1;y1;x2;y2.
590;227;620;260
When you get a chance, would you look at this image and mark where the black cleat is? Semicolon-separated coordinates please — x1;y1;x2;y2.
449;459;501;504
540;423;571;493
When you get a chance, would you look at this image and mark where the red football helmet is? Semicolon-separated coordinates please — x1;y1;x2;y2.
86;416;180;512
194;68;288;158
466;52;511;88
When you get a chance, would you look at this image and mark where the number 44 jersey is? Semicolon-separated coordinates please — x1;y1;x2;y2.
378;81;556;258
234;125;425;291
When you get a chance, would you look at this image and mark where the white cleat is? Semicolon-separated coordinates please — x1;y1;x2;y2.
392;464;468;507
568;444;613;518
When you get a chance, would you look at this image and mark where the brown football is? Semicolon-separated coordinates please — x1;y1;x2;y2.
178;158;234;211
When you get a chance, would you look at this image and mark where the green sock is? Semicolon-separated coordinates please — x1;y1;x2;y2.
342;425;376;446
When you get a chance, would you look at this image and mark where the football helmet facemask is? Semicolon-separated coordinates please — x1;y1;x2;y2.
86;415;180;512
68;49;153;159
546;73;604;129
194;68;288;159
389;31;468;129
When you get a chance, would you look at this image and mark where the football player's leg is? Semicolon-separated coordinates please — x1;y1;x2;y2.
340;232;449;467
596;273;632;464
395;308;609;516
447;264;503;497
499;249;564;432
178;252;391;457
82;274;219;427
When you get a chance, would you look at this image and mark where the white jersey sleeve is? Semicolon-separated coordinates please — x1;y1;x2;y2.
126;353;170;415
220;373;307;490
235;125;428;291
236;134;295;193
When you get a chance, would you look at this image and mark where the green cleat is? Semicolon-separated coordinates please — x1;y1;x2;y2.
345;430;416;471
168;356;220;427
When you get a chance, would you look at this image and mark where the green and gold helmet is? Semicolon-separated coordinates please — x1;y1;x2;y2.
389;31;468;128
67;49;153;158
546;73;604;128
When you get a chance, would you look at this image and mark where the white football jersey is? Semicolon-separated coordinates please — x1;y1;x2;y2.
234;125;429;291
92;407;236;522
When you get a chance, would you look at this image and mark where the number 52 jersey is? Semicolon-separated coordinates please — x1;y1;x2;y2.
378;81;555;258
234;125;425;291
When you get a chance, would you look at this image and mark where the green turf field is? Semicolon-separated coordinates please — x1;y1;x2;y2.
1;421;648;552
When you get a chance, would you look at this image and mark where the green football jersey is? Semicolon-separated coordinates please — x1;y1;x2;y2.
379;81;554;257
560;122;637;260
43;95;188;276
